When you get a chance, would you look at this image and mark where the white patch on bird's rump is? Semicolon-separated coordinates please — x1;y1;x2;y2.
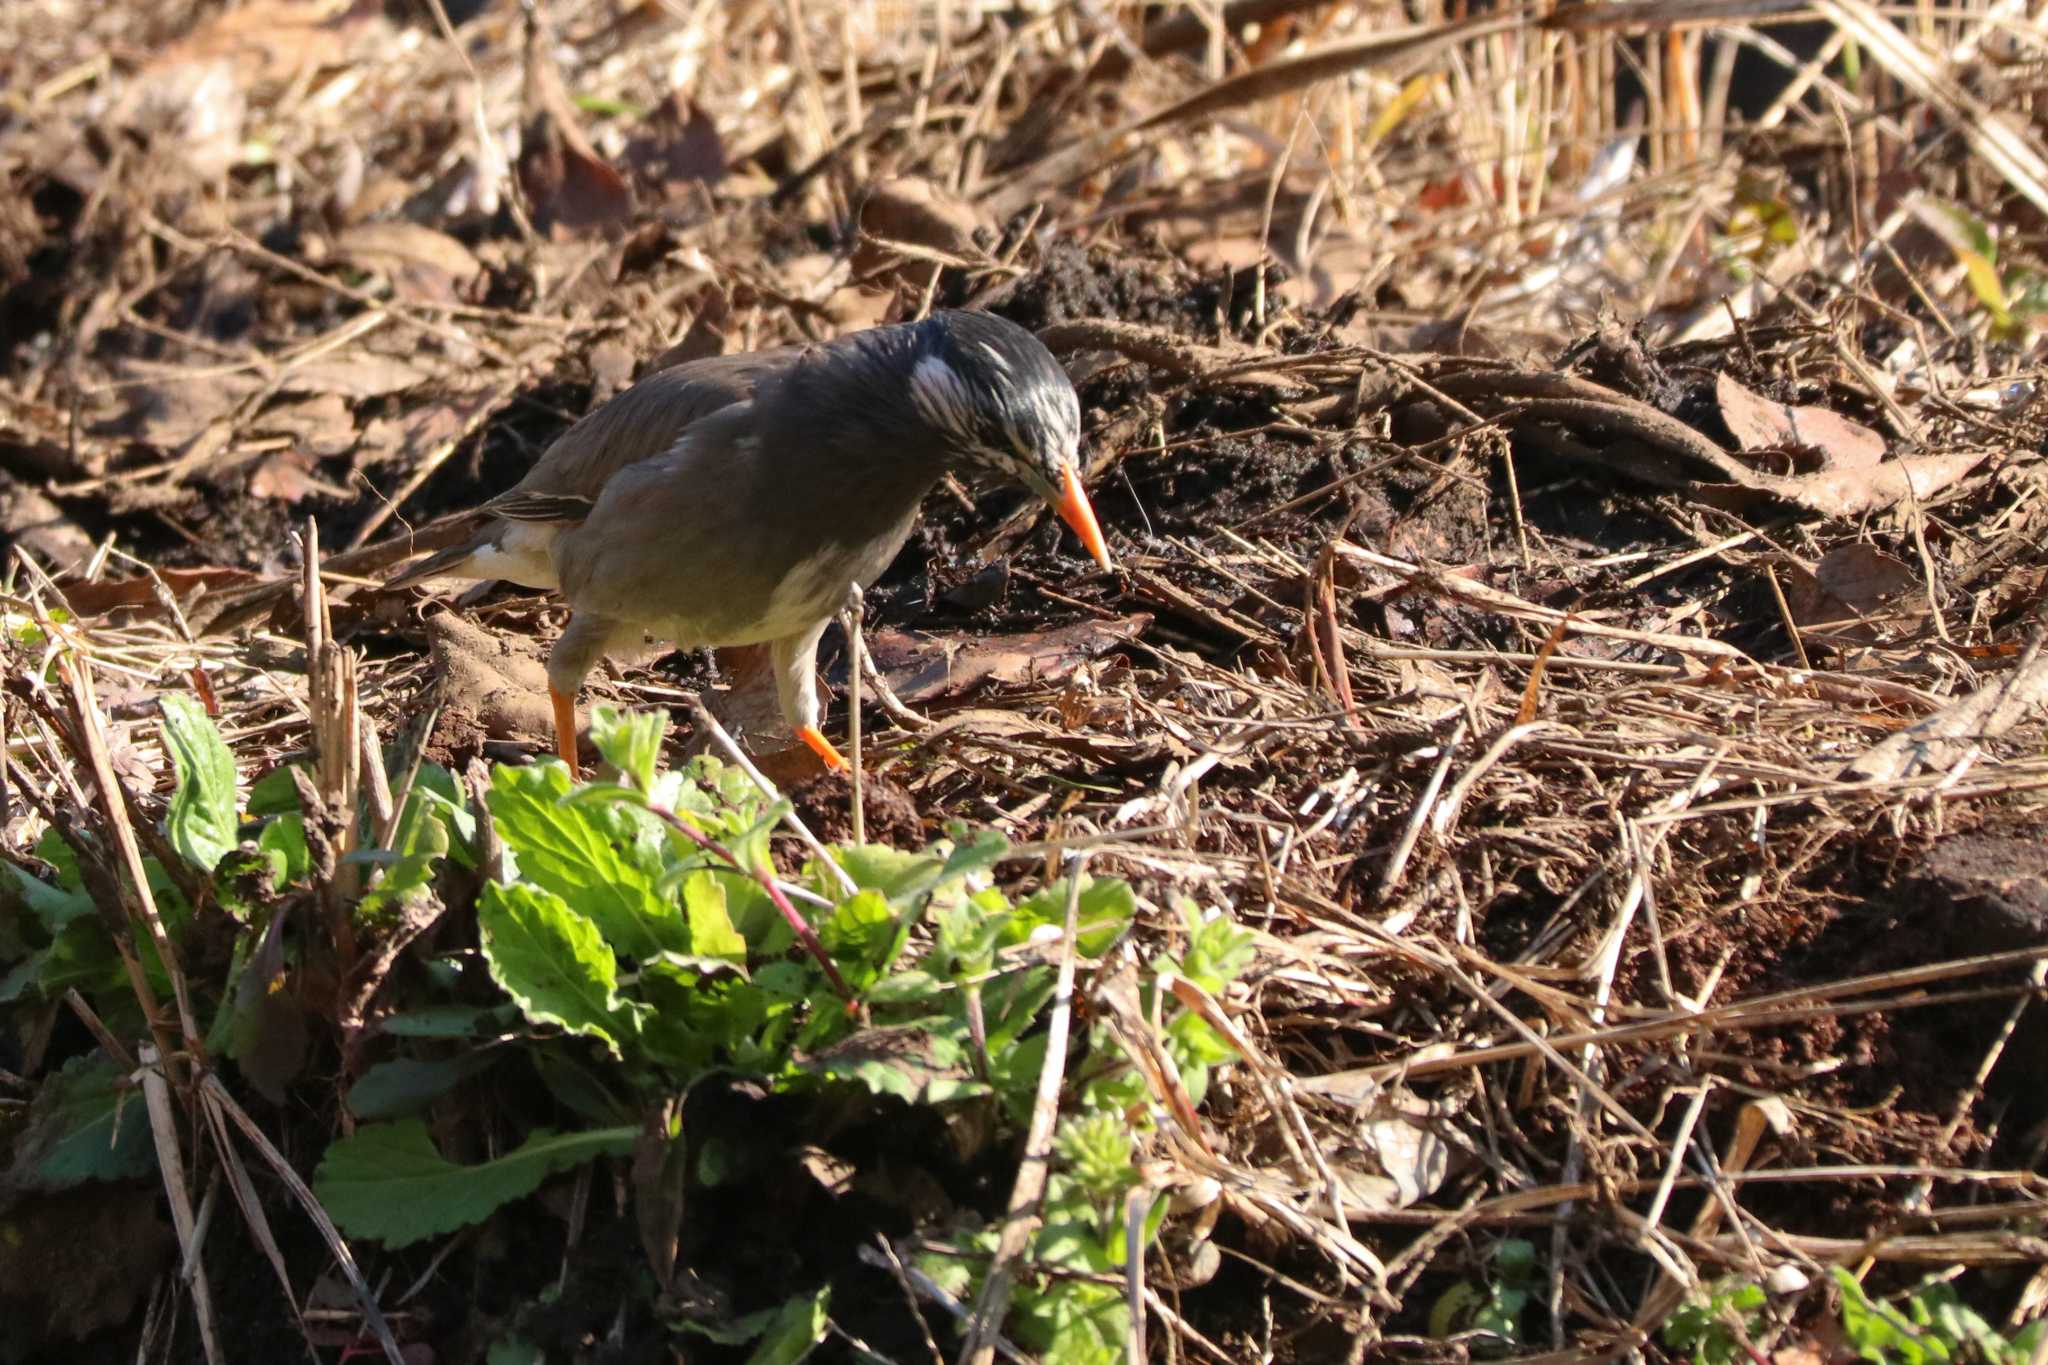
468;520;560;590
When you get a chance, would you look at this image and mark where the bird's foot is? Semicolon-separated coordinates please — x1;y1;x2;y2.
798;725;847;771
549;685;581;778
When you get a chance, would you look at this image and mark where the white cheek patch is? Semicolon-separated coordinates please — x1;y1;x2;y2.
909;354;979;443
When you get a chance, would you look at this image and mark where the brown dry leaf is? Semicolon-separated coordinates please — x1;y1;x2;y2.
1785;542;1922;638
253;394;356;457
112;366;263;446
353;383;505;469
278;354;432;400
925;707;1156;767
1712;373;1982;516
867;616;1150;705
0;477;93;570
248;450;336;503
56;566;260;618
1770;1346;1828;1365
128;0;372;180
324;221;483;303
587;338;636;400
622;93;726;202
518;20;634;238
2;401;111;480
853;177;993;276
149;0;364;86
1716;372;1886;466
1814;542;1918;613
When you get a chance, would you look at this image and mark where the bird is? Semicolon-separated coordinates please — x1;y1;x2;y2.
390;309;1113;775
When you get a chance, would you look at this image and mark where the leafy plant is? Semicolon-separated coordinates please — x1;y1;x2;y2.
1666;1269;2045;1365
0;696;472;1163
1663;1277;1769;1365
288;706;1223;1360
1430;1238;1543;1354
914;899;1254;1364
1833;1269;2044;1365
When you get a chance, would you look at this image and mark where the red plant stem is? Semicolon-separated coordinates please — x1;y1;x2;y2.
646;803;853;1001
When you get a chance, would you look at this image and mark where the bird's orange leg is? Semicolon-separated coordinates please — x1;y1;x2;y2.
798;726;848;771
550;685;580;777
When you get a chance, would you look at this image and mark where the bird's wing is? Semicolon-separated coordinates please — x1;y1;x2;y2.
503;349;796;508
479;489;595;524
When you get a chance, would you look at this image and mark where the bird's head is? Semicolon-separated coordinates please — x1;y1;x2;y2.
906;311;1113;572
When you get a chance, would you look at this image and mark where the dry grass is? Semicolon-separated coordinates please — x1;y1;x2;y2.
4;0;2048;1360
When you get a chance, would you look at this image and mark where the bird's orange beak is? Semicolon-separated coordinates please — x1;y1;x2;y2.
1057;463;1114;572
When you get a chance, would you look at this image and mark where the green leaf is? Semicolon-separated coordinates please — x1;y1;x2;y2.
258;813;309;886
159;693;238;875
530;1045;635;1124
479;882;633;1056
347;1051;502;1120
589;705;667;792
487;763;684;959
312;1119;635;1246
4;1053;155;1189
863;970;943;1005
1174;901;1257;993
2;859;94;934
1014;877;1135;959
358;793;450;919
411;764;478;868
485;1340;544;1365
682;870;748;965
834;844;941;900
246;762;305;817
820;889;895;972
744;1285;831;1365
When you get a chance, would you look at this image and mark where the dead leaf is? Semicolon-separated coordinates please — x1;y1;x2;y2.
923;707;1158;767
253;394;356;457
278;354;432;400
622;93;726;201
645;287;731;372
866;617;1150;705
853;177;993;275
1840;638;2048;781
248;450;337;503
110;366;263;446
323;221;483;302
1785;542;1923;639
148;0;364;86
517;19;634;237
56;566;260;619
1716;373;1887;467
587;338;636;400
353;383;505;469
1814;542;1918;613
1;399;112;480
0;478;94;571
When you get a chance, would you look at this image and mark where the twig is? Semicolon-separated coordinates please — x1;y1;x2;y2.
686;693;859;898
960;855;1087;1365
845;584;865;846
139;1045;221;1365
640;798;853;1001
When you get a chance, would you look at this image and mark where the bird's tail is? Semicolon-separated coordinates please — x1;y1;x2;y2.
386;533;490;590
